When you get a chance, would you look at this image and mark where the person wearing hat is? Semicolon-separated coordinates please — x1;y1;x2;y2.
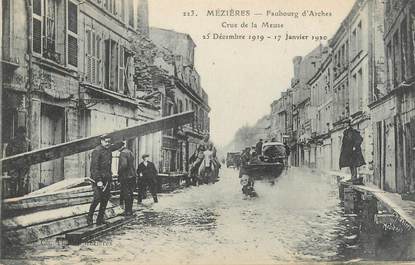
118;141;136;216
137;154;159;203
5;126;32;197
339;119;366;184
87;134;123;225
255;139;263;156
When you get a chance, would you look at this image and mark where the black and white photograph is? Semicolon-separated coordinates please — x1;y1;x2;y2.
0;0;415;264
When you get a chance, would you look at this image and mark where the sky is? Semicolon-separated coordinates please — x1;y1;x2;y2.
147;0;356;147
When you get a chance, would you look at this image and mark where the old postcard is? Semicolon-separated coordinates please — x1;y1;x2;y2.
0;0;414;264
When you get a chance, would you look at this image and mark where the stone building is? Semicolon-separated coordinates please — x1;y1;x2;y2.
1;0;169;193
308;45;333;171
290;45;324;167
370;0;415;193
268;0;394;191
149;28;210;174
329;0;386;177
269;89;292;143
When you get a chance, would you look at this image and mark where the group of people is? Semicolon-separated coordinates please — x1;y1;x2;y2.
189;135;221;184
87;134;159;225
3;120;365;226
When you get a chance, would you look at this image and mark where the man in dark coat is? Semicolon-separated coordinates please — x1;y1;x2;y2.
339;120;366;183
137;154;159;203
5;126;32;197
255;139;263;156
239;147;252;178
118;142;136;216
87;135;123;225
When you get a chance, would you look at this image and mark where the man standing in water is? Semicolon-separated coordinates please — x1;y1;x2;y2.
339;119;365;185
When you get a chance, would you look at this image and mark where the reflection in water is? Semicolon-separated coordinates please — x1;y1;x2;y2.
5;167;415;264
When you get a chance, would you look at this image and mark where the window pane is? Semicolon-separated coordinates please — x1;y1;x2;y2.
33;0;42;16
68;1;78;34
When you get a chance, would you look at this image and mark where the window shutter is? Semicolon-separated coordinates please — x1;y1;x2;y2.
119;46;125;94
87;56;92;82
68;35;78;67
104;39;110;89
67;1;78;67
91;32;96;83
86;30;91;81
92;57;96;83
33;18;42;54
96;36;101;84
32;0;43;54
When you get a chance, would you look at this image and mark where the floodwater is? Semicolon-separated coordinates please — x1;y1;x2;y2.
4;167;415;264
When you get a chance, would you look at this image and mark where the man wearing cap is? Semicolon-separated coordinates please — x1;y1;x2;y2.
137;154;159;203
118;141;136;216
87;135;123;225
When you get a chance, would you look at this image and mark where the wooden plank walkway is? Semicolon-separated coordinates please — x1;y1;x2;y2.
65;215;137;245
344;183;415;229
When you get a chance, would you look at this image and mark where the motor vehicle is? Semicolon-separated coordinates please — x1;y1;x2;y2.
242;141;286;180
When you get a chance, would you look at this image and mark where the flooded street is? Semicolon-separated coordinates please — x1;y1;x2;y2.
9;168;414;264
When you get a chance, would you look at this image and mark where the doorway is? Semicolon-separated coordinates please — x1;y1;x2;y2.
40;104;65;188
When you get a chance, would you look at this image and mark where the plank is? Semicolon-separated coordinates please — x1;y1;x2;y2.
5;196;93;216
66;215;134;245
28;178;87;196
4;186;92;203
4;206;124;245
1;111;194;171
2;201;117;229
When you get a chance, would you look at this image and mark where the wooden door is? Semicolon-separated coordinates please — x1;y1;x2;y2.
405;119;415;192
384;117;396;192
40;104;64;187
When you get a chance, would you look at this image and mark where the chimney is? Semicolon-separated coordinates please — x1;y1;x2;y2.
292;56;302;80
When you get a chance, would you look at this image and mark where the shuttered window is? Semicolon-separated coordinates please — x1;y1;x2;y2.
119;46;125;94
68;35;78;67
67;1;78;67
85;29;101;85
33;18;42;54
96;36;101;84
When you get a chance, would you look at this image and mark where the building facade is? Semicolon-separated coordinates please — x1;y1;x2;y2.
308;46;333;171
150;28;210;174
1;0;210;194
369;0;415;193
290;45;324;167
267;0;415;196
